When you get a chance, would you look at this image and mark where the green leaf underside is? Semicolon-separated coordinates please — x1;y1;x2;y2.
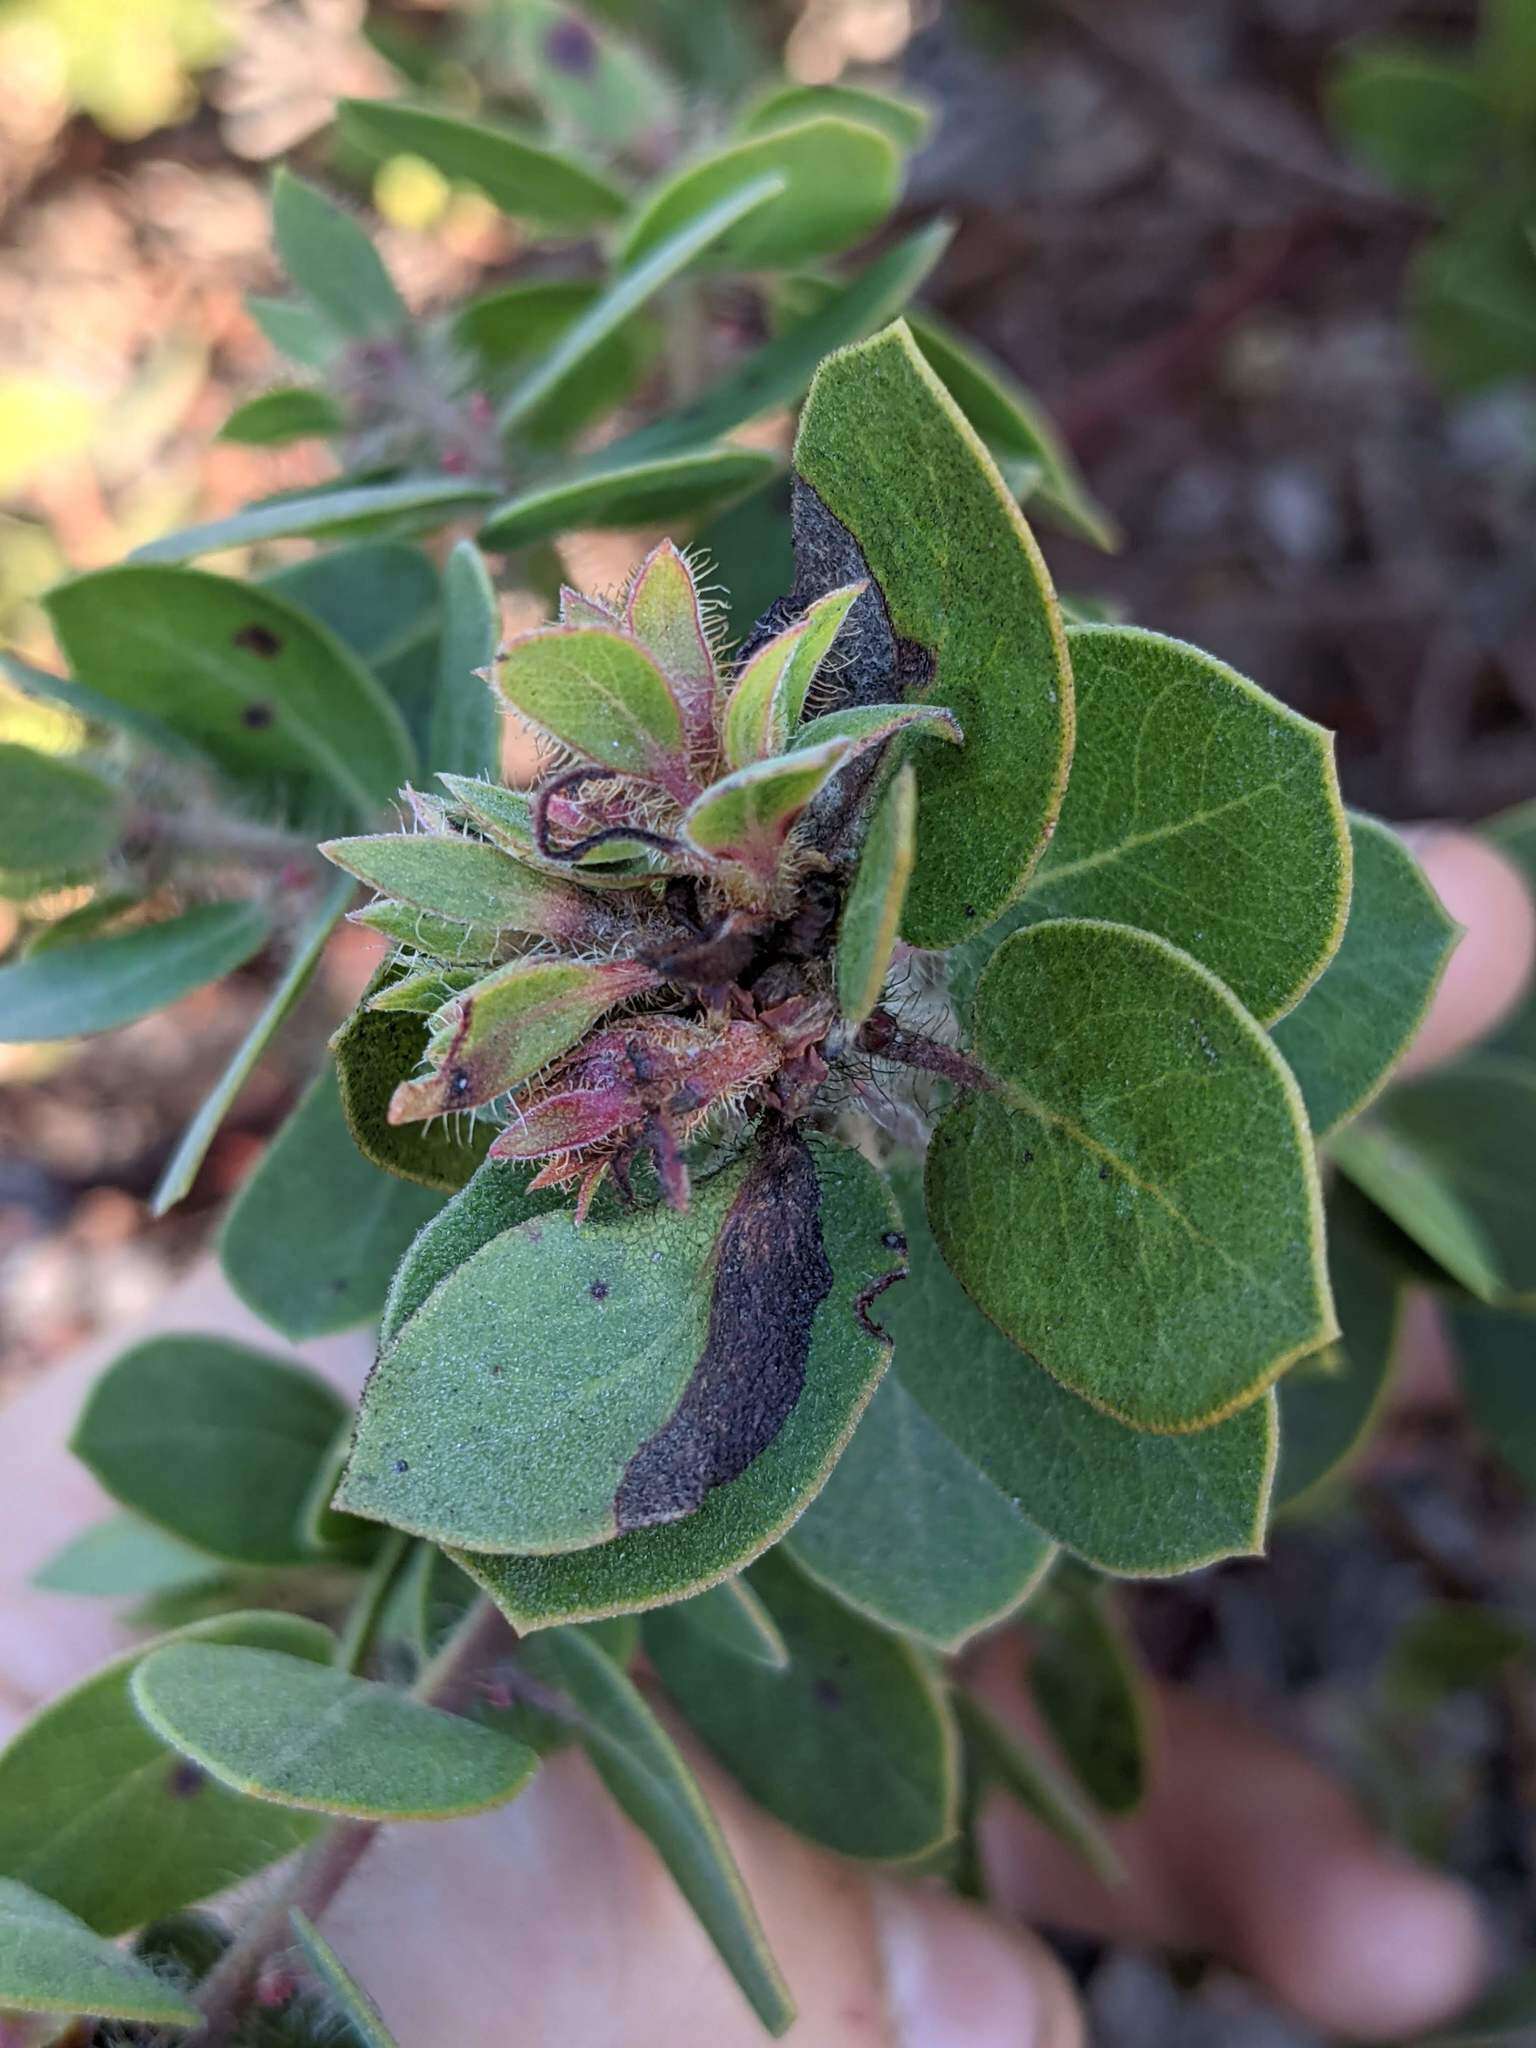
0;1613;331;1934
263;541;440;747
1276;1181;1405;1507
0;1879;200;2026
1334;1056;1536;1305
646;1551;958;1863
669;1580;790;1670
220;1068;444;1340
1272;813;1459;1136
71;1335;346;1566
786;1371;1055;1652
481;446;776;551
219;387;345;445
620;118;900;273
153;873;353;1215
742;81;932;152
32;1514;220;1601
1;648;200;757
272;168;404;339
496;175;786;438
431;540;501;781
291;1910;400;2048
452;1139;903;1629
882;1167;1277;1575
131;1644;537;1819
955;1694;1124;1890
339;100;628;230
1030;1573;1146;1814
130;478;501;565
1451;1300;1536;1492
494;625;685;779
0;743;121;884
932;919;1333;1430
531;1629;794;2036
835;762;916;1025
331;963;495;1192
793;321;1072;949
0;902;271;1045
1005;626;1351;1025
46;566;415;822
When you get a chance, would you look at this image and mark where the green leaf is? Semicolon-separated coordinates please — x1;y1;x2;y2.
1482;0;1536;119
0;1879;200;2027
695;479;795;646
930;919;1333;1430
271;168;405;340
0;649;197;758
645;1550;958;1862
378;1158;564;1346
1333;1055;1536;1306
32;1514;221;1601
133;1644;537;1819
905;311;1117;550
451;1137;904;1628
740;80;933;152
835;761;915;1025
1451;1299;1536;1491
496;175;787;438
531;1627;794;2036
793;321;1072;949
954;1693;1124;1890
218;387;345;446
264;541;441;758
72;1335;348;1566
320;833;600;946
720;583;862;769
219;1068;444;1340
1384;1602;1529;1713
0;743;122;887
1411;194;1536;391
131;476;501;566
0;902;271;1045
502;1;676;152
881;1166;1277;1574
436;775;651;881
1276;1181;1405;1508
353;900;509;966
1010;626;1351;1026
1482;799;1536;1064
1328;42;1493;201
46;566;415;822
680;737;852;883
338;99;627;232
330;965;495;1191
479;446;777;553
0;1612;330;1933
247;290;342;370
492;624;687;787
667;1580;790;1670
789;700;961;756
431;540;501;781
786;1370;1055;1652
291;1909;400;2048
620;118;900;273
153;874;353;1216
1272;813;1460;1137
453;278;655;446
1028;1570;1147;1814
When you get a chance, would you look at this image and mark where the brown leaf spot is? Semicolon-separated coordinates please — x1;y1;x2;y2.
241;701;276;729
167;1759;207;1799
234;623;282;658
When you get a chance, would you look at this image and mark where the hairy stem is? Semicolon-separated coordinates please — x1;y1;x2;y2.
856;1008;993;1093
177;1594;513;2046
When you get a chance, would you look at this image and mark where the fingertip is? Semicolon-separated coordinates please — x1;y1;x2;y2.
873;1882;1085;2048
1400;831;1536;1074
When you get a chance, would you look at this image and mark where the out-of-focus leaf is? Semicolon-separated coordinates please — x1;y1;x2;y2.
740;80;933;152
480;447;778;552
1411;195;1536;391
247;292;342;371
1328;41;1492;201
130;477;501;566
453;278;656;447
431;540;502;780
1028;1569;1147;1814
218;387;345;446
954;1692;1124;1889
291;1909;400;2047
1450;1298;1536;1492
339;99;627;232
1383;1602;1529;1713
0;1879;200;2027
31;1515;221;1602
0;743;121;890
272;168;406;340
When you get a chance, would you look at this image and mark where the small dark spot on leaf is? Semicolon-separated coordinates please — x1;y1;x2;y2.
168;1760;206;1799
1021;1148;1034;1166
330;1276;350;1294
1098;1163;1110;1181
393;1459;410;1474
450;1071;471;1097
546;13;597;72
241;701;275;729
590;1280;609;1301
234;623;282;658
881;1230;906;1251
963;904;976;919
812;1679;843;1711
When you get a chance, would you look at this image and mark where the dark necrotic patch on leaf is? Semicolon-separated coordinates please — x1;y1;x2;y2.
233;623;282;657
613;1124;832;1532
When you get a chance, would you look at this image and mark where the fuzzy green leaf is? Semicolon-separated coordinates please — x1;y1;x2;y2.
72;1335;348;1566
680;737;851;881
452;1138;903;1629
881;1167;1277;1574
624;539;715;700
1008;626;1352;1025
320;833;600;945
131;1644;537;1819
1272;813;1460;1135
0;902;271;1045
646;1550;957;1863
786;1371;1055;1653
493;625;687;786
835;761;915;1025
789;699;962;757
272;168;405;339
46;566;415;822
131;477;501;565
378;1159;564;1346
621;118;900;273
0;1613;330;1934
32;1514;220;1601
0;743;121;888
793;321;1072;948
0;1879;201;2027
741;80;932;151
1450;1300;1536;1492
1029;1570;1147;1815
436;775;653;881
929;919;1334;1431
291;1910;399;2048
431;540;501;781
531;1628;794;2036
338;99;627;231
1333;1055;1536;1306
722;583;864;769
331;965;495;1191
219;1069;444;1340
667;1581;790;1670
906;310;1117;549
352;900;508;966
454;278;655;446
218;387;345;446
480;447;776;553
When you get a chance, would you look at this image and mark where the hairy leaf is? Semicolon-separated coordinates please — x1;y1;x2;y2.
722;582;864;769
321;834;599;945
680;737;852;882
272;168;405;339
789;700;961;756
835;761;915;1025
0;902;270;1045
0;1879;200;2026
331;966;495;1191
930;920;1333;1430
493;625;687;787
0;743;121;888
339;99;627;231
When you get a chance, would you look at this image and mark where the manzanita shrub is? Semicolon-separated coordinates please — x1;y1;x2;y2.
2;16;1527;2040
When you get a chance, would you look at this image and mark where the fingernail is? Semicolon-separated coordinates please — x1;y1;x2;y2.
873;1882;1078;2048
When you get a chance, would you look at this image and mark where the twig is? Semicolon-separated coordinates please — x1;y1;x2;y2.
856;1008;992;1092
